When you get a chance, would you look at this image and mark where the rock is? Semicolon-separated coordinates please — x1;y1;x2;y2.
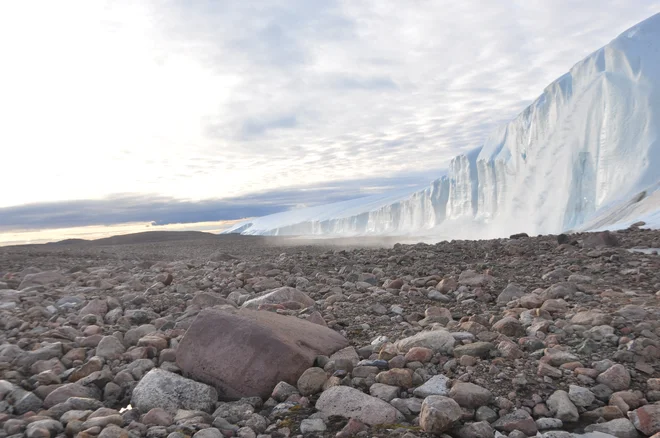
131;369;218;414
456;421;495;438
394;330;455;354
492;317;524;337
419;395;462;434
19;271;65;289
597;364;631;391
8;388;43;414
297;367;327;396
547;390;579;422
629;404;660;436
497;283;525;304
176;309;348;399
242;287;315;309
569;385;595;407
413;374;450;398
193;429;224;438
44;383;101;408
449;382;493;409
454;342;494;358
583;231;620;248
585;418;640;438
271;381;299;402
375;369;413;388
143;408;173;426
493;409;538;436
300;419;326;434
458;270;493;286
96;336;126;360
314;386;404;425
369;383;400;402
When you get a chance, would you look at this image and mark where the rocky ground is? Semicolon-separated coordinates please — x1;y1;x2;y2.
1;227;660;438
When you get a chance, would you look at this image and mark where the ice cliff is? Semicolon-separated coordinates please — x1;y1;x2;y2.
225;13;660;238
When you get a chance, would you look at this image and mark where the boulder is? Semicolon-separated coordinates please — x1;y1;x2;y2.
131;369;217;414
176;309;348;399
315;386;404;425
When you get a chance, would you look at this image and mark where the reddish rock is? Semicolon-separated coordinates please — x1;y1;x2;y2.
176;309;348;399
404;347;434;363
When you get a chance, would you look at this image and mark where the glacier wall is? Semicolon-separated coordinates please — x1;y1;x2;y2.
225;14;660;238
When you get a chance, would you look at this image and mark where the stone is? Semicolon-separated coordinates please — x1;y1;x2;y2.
44;383;101;408
453;342;494;358
19;271;65;289
300;418;326;434
547;390;579;422
419;395;462;434
96;336;126;360
497;283;525;304
369;383;400;402
297;367;327;396
597;364;631;391
492;317;524;337
375;369;413;388
404;347;434;363
456;421;495;438
413;374;450;398
583;231;620;248
242;287;315;309
394;330;455;354
314;386;404;425
629;404;660;436
569;385;595;407
585;418;639;438
493;409;538;436
193;429;224;438
131;369;218;414
458;270;493;286
449;382;493;409
176;309;348;399
271;381;299;402
143;408;173;426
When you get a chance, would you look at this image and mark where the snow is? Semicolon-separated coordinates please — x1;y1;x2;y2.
224;13;660;238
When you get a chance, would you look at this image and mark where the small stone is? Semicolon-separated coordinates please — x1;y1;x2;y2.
585;418;640;438
297;367;327;396
369;383;399;402
629;404;660;435
547;390;579;422
300;418;326;434
493;409;538;436
568;385;595;407
413;375;450;398
419;395;462;434
449;382;493;409
597;364;631;391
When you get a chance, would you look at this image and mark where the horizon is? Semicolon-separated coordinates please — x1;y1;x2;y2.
2;1;660;243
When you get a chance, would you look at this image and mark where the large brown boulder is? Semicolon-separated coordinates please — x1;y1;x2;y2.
176;309;349;400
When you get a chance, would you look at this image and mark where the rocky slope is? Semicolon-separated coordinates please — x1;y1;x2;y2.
1;229;660;438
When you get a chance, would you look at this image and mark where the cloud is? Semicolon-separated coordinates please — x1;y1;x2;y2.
0;170;443;231
1;1;659;210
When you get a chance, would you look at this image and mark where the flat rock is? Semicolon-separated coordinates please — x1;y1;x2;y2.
131;369;217;414
315;385;405;425
176;309;348;399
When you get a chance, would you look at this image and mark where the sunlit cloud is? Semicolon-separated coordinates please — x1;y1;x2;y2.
1;0;659;229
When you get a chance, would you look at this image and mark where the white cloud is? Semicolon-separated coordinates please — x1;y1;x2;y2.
1;0;659;208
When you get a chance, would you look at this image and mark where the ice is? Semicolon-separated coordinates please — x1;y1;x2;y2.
225;13;660;238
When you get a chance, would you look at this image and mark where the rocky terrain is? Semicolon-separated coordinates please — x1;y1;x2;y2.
1;227;660;438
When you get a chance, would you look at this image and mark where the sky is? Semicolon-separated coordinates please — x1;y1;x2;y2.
1;0;660;236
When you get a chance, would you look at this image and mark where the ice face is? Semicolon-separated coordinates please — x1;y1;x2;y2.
225;13;660;238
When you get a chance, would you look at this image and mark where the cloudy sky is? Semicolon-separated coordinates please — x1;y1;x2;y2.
1;0;659;231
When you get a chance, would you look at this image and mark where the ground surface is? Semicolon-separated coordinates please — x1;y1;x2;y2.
1;228;660;437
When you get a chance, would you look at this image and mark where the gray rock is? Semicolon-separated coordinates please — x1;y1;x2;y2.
449;382;493;409
369;383;400;402
584;418;640;438
242;287;315;309
297;367;327;396
394;330;455;354
131;369;218;414
413;374;450;398
497;283;525;304
547;390;579;422
95;336;126;360
456;421;495;438
315;386;404;425
597;364;630;391
569;385;595;407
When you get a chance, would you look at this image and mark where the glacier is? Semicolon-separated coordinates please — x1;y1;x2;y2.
224;13;660;239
